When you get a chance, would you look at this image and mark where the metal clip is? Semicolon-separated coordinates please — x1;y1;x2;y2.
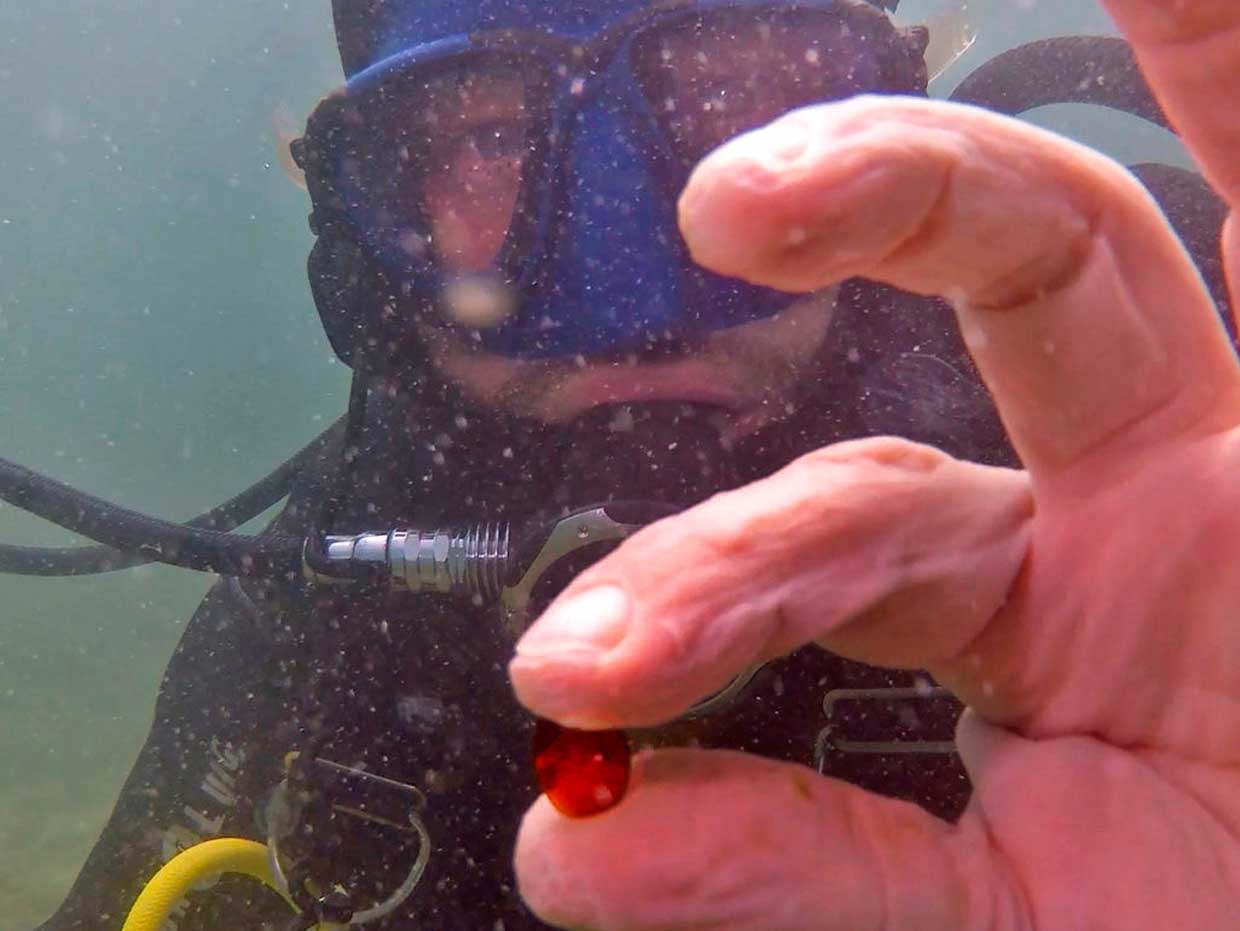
266;755;431;926
814;686;961;768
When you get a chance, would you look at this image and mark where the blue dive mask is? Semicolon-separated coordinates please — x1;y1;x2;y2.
304;0;928;362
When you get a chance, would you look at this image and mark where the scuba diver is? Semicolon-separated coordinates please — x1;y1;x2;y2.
10;0;1233;928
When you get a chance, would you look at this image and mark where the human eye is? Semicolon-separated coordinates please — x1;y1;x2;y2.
463;118;529;161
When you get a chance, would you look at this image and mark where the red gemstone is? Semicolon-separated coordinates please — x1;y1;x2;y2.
532;718;631;818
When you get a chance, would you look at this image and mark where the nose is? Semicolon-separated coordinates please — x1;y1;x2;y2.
537;81;690;354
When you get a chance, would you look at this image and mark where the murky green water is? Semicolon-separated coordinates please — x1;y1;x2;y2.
0;1;1187;926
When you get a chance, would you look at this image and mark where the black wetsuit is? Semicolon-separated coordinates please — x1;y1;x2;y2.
35;536;971;931
36;159;1232;929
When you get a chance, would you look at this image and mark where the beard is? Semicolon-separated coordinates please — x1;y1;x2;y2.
333;375;825;535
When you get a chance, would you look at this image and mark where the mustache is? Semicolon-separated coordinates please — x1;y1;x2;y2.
489;332;813;417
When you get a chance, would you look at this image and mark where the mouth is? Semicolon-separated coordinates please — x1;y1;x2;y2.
540;358;752;422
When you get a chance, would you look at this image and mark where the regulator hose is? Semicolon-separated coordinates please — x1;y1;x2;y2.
0;417;343;576
0;454;305;578
120;837;338;931
950;35;1231;323
949;35;1170;129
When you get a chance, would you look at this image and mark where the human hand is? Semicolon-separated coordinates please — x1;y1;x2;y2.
508;2;1240;928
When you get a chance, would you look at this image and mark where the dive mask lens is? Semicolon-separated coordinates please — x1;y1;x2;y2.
331;51;551;282
630;5;912;168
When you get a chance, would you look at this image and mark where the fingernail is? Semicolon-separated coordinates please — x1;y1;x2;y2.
719;115;811;168
516;585;631;660
763;115;812;162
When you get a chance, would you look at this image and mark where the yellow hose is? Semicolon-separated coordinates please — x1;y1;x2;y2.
121;837;340;931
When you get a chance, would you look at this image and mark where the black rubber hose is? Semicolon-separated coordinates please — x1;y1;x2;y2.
949;36;1230;320
0;418;344;576
0;456;303;577
0;421;347;578
950;36;1170;131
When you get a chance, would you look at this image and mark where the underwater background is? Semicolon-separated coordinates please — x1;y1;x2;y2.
0;1;1186;926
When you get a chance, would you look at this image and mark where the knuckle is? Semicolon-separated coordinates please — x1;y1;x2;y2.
799;436;949;475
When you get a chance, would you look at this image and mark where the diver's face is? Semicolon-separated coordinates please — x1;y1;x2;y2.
414;38;836;430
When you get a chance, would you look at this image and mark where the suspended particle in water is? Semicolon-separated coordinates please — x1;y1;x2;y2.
532;718;630;818
441;275;516;329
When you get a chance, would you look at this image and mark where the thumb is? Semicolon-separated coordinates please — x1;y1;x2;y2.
516;748;1026;931
509;437;1031;729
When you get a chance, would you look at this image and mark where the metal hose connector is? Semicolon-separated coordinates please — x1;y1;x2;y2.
307;524;510;602
389;524;510;600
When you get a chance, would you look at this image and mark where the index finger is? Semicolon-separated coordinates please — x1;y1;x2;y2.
677;96;1240;477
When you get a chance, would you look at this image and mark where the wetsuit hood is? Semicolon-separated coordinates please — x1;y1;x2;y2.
335;0;667;78
332;0;903;78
